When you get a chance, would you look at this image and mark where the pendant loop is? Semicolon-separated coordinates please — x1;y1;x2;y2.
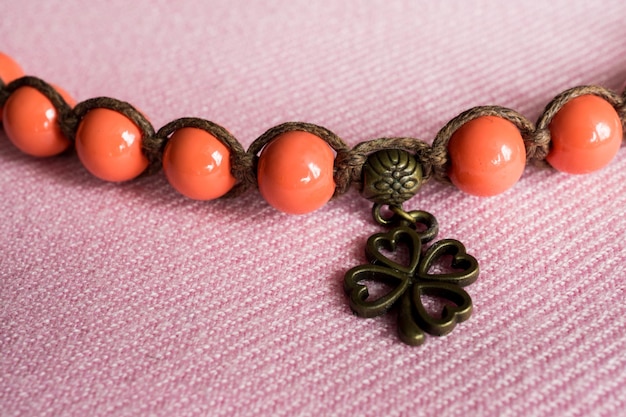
372;203;439;244
372;203;409;226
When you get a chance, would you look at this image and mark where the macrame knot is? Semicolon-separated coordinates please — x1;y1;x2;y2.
527;128;551;162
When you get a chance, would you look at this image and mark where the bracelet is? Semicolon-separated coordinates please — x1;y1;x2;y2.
1;52;624;346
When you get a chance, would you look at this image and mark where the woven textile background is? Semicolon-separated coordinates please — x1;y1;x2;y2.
2;1;626;416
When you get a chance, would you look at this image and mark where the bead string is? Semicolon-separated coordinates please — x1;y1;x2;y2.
1;75;626;201
2;58;625;345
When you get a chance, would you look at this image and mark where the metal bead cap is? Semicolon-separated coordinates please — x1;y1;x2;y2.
361;149;422;205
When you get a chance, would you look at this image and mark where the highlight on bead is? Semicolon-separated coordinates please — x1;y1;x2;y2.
75;108;149;182
257;130;336;214
162;127;237;200
546;94;622;174
446;115;526;197
2;85;75;157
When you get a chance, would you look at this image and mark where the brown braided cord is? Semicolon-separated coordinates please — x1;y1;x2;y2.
2;75;626;202
69;97;161;175
334;137;432;195
536;85;624;146
0;78;161;176
248;121;349;155
155;117;252;198
537;85;623;129
248;122;350;196
0;78;7;104
430;106;536;183
1;76;75;141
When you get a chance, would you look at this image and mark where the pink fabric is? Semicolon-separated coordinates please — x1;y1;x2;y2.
2;1;626;416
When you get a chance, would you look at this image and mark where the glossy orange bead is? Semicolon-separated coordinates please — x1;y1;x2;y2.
547;95;622;174
3;85;75;157
0;52;24;84
75;108;148;182
447;115;526;196
257;130;335;214
163;127;236;200
0;52;25;123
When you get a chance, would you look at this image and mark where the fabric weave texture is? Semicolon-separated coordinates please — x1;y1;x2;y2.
1;1;626;416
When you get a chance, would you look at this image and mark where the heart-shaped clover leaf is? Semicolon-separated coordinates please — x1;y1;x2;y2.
417;239;479;287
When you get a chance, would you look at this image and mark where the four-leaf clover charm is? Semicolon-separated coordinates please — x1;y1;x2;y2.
344;215;479;346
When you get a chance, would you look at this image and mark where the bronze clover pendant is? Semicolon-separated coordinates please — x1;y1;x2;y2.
344;217;479;346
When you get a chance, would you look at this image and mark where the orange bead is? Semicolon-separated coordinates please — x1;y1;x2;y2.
3;85;75;157
447;115;526;196
0;52;25;123
75;108;148;182
257;130;335;214
0;52;24;84
162;127;237;200
547;95;622;174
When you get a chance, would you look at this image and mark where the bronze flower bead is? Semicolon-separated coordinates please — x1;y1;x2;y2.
361;149;423;206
